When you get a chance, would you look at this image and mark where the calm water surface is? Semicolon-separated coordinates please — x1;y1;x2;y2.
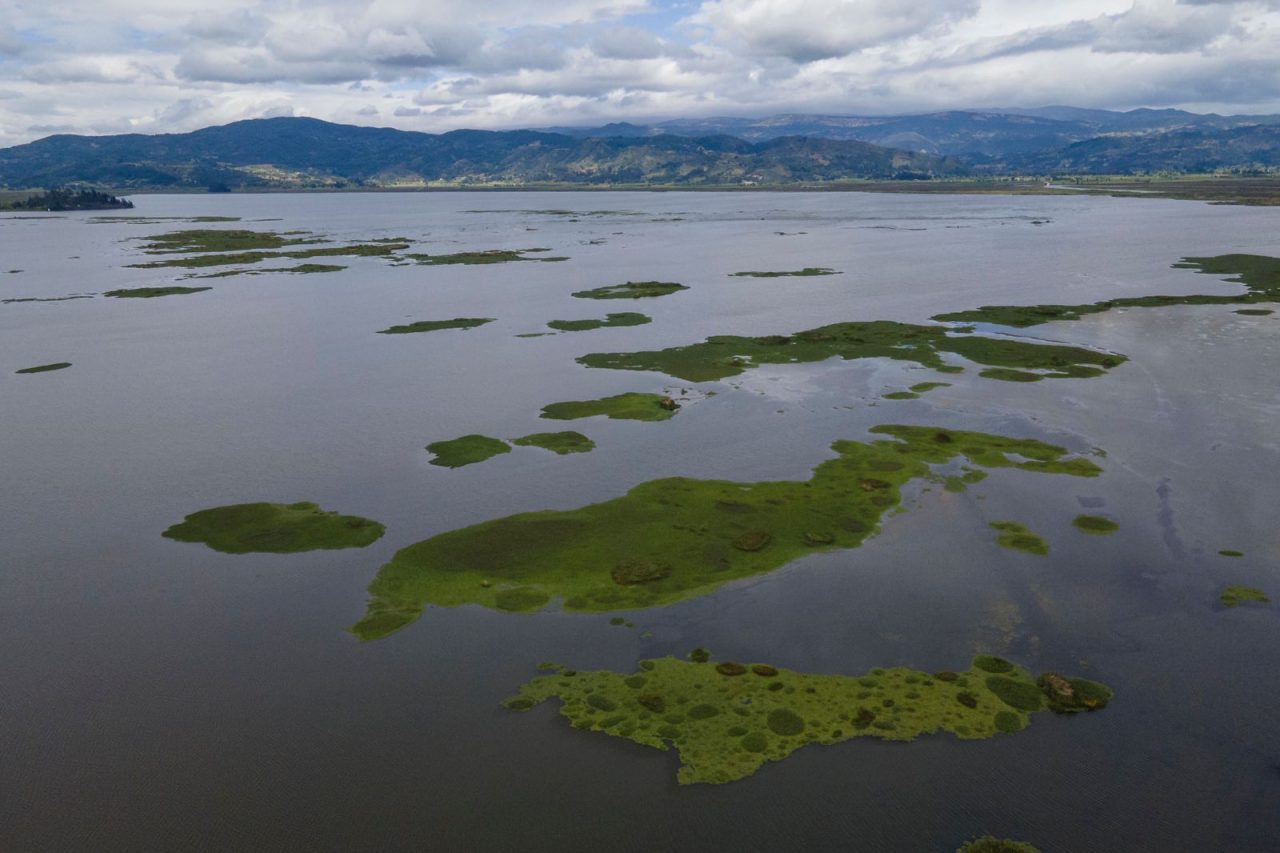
1;191;1277;851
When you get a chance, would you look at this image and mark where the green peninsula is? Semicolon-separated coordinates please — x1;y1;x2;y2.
547;312;651;332
162;502;384;554
932;254;1280;328
351;425;1101;639
540;392;679;422
378;318;494;334
578;320;1124;383
573;281;688;300
503;654;1112;785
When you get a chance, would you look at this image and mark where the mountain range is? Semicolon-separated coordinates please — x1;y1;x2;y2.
1;106;1278;190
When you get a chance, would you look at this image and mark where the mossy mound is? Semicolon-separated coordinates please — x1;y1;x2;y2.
504;655;1109;785
1220;585;1270;608
1073;514;1119;534
378;318;495;334
104;286;211;298
406;249;566;265
989;521;1049;555
957;836;1041;853
540;393;678;422
426;435;512;468
547;312;651;332
511;431;595;455
15;362;71;374
572;281;688;300
578;320;1124;383
351;424;1101;638
162;502;384;554
729;268;839;278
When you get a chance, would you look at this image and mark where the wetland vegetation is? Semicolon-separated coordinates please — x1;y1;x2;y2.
729;268;840;278
103;286;211;298
540;392;679;422
989;521;1049;555
351;425;1102;639
378;318;495;334
546;312;651;332
572;281;688;300
503;654;1111;785
161;502;384;554
1220;586;1269;607
511;431;596;455
15;361;71;374
1073;515;1119;534
426;434;512;468
404;248;567;265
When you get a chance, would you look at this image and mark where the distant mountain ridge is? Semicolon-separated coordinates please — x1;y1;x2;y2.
0;118;963;190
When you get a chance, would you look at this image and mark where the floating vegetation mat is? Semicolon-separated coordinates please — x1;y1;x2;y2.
351;425;1101;639
989;521;1049;555
573;281;688;300
426;434;512;468
503;654;1111;785
1072;515;1119;535
15;362;71;374
540;392;679;422
730;268;840;278
511;431;596;455
404;248;567;265
379;318;495;335
547;312;651;332
162;502;384;554
103;286;211;298
932;254;1280;328
1220;586;1269;608
578;320;1124;383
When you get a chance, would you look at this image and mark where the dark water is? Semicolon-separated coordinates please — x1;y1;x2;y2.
1;192;1277;851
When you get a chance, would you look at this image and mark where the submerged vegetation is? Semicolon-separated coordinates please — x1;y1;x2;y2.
540;392;680;422
547;312;651;332
932;254;1280;328
578;320;1124;383
378;318;495;334
351;425;1101;639
426;434;512;468
511;431;596;455
989;521;1049;555
572;281;689;300
103;286;211;298
162;502;384;554
15;362;72;374
1220;586;1270;607
729;268;840;278
503;654;1111;785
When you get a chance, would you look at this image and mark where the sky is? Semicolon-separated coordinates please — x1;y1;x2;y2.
2;0;1280;146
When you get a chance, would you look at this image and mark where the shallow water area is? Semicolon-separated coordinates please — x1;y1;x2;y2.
2;191;1278;852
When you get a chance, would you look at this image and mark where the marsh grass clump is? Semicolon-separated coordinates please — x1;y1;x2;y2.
540;393;679;422
127;228;409;269
1073;515;1119;535
104;286;211;298
378;318;495;335
729;268;839;278
612;559;671;586
512;431;595;455
547;313;651;332
989;521;1049;555
352;424;1103;637
15;362;71;374
406;249;566;265
910;382;951;393
426;435;511;468
572;281;688;300
1220;585;1270;608
504;654;1109;784
162;502;384;554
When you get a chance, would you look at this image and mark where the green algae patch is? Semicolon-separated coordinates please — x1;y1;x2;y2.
1220;586;1270;608
512;431;595;455
350;424;1101;638
957;836;1041;853
503;655;1110;785
378;318;495;335
932;254;1280;329
883;391;919;400
572;281;688;300
540;393;678;422
730;268;839;278
103;286;211;298
1073;515;1119;535
162;502;384;554
578;320;1124;383
989;521;1049;556
15;362;71;374
426;435;511;468
547;312;651;332
405;249;565;265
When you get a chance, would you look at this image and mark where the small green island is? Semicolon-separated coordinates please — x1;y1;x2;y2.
503;653;1111;785
540;392;680;422
15;362;72;374
404;248;566;265
103;286;212;298
729;268;840;277
351;425;1102;639
989;521;1049;555
1220;586;1270;607
572;281;688;300
426;434;512;468
547;312;651;332
378;318;495;334
511;431;596;455
126;228;410;270
162;502;385;554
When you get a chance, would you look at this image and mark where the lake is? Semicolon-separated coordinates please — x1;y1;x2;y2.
2;191;1277;851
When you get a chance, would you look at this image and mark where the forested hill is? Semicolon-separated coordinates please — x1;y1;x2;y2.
0;117;964;189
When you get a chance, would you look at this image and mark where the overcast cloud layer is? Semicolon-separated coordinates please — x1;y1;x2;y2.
2;0;1279;146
